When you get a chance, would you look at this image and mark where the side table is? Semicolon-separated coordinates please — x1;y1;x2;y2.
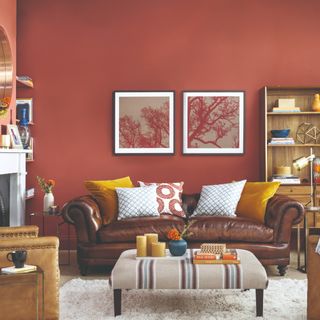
30;212;71;265
0;266;44;320
297;206;320;273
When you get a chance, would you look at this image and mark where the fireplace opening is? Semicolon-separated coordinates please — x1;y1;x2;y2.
0;174;10;226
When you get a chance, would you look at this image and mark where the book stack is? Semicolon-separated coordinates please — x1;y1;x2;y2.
1;265;37;274
272;99;301;113
268;137;295;145
193;249;240;264
270;175;301;184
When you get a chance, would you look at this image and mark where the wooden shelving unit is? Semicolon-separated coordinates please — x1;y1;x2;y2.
262;86;320;229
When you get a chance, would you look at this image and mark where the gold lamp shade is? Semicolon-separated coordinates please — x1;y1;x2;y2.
293;154;315;170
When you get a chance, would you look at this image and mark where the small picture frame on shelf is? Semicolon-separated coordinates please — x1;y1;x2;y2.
7;124;23;149
16;98;33;123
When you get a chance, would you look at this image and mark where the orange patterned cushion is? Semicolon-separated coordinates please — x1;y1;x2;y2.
138;181;186;218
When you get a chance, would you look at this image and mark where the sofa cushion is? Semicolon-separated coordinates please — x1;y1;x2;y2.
138;181;185;218
84;176;134;224
116;186;159;220
192;180;246;217
97;215;185;243
188;216;274;243
236;181;281;223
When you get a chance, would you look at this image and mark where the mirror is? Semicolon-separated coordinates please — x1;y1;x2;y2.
0;26;13;118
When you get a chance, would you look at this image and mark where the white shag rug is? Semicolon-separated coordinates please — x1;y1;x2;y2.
60;278;307;320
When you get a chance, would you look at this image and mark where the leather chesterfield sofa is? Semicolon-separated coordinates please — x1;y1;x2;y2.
62;193;303;276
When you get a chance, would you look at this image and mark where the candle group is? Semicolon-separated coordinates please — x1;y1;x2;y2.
136;233;166;257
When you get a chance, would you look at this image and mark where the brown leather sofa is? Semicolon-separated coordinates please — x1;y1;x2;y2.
0;226;59;320
62;193;303;276
307;235;320;320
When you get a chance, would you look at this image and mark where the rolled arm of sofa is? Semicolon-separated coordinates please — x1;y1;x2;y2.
62;195;102;243
265;195;304;243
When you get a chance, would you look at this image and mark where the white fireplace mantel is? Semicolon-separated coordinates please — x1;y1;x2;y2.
0;149;31;226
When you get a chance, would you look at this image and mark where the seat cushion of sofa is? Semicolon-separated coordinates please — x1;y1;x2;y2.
188;216;274;243
97;215;185;243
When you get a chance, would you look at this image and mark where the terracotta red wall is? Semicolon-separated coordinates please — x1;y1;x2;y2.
17;0;320;213
0;0;16;126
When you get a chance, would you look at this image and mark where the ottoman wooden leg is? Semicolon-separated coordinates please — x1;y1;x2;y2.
256;289;264;317
114;289;122;317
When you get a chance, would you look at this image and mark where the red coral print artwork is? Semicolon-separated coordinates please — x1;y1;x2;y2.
119;97;169;148
188;96;240;148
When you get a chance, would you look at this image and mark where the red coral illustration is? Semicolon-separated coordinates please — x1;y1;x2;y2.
187;96;239;148
119;101;169;148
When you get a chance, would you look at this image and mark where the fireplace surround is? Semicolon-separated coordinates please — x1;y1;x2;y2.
0;149;29;226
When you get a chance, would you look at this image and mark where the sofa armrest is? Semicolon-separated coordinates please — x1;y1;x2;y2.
265;195;304;243
62;195;102;243
0;225;39;239
0;236;60;320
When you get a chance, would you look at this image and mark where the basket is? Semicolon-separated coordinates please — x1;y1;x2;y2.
200;243;226;255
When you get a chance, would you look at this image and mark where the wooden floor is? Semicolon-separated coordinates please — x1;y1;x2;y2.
59;250;307;286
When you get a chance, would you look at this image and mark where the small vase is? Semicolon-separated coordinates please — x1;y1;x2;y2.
168;239;187;256
312;94;320;111
43;192;54;213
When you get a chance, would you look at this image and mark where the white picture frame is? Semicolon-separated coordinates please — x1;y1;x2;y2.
16;98;33;123
7;124;23;149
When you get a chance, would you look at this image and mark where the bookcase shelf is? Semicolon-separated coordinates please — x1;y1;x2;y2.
267;144;320;147
262;86;320;212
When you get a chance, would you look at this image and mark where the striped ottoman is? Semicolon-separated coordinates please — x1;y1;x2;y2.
111;249;268;317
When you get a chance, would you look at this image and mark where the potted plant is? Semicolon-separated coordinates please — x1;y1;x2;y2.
167;221;194;256
37;176;56;213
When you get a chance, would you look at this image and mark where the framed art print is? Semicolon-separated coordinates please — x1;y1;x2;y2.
114;91;175;154
183;91;245;154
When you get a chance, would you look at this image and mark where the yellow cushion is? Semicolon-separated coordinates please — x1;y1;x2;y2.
236;182;281;223
84;176;134;224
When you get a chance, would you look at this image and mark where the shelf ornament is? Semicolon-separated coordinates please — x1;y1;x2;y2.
296;122;320;144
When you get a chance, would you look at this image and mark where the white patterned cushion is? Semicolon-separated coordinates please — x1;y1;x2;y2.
116;186;159;220
316;238;320;255
138;181;185;218
192;180;247;217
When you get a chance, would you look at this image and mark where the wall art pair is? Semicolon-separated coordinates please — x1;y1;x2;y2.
113;91;245;155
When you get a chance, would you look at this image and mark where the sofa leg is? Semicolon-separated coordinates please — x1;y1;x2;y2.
277;265;288;276
79;264;88;276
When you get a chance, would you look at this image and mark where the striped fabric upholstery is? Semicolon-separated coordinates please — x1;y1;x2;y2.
111;249;267;290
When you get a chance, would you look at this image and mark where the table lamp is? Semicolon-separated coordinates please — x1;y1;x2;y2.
293;148;316;206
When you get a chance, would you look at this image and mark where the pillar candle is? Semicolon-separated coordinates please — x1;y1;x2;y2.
144;233;158;256
151;242;166;257
136;235;147;257
1;135;10;148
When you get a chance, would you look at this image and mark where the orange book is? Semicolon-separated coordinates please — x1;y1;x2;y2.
194;254;219;260
222;253;237;260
